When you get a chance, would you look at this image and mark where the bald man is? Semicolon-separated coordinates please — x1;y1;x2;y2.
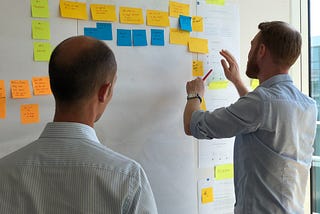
0;36;158;214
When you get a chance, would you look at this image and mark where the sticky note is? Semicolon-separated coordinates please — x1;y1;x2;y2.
215;163;234;180
31;0;49;18
151;29;165;46
33;42;52;62
117;29;132;46
192;16;204;32
84;23;112;41
201;187;214;204
0;98;5;119
208;80;228;90
251;79;259;89
10;80;32;99
32;76;52;96
90;4;116;21
179;15;192;32
0;80;6;98
206;0;225;5
146;10;170;27
32;20;51;40
188;37;208;54
169;28;190;46
60;0;88;20
119;7;144;25
169;1;190;18
21;104;40;124
132;30;147;46
192;61;204;76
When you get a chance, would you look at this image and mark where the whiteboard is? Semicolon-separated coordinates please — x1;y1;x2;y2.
0;0;240;213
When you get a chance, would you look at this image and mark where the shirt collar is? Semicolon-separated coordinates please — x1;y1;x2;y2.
40;122;101;144
259;74;293;88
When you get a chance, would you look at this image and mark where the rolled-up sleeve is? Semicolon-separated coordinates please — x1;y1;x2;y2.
190;91;263;139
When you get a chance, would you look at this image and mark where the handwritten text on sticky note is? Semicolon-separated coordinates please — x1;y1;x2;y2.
32;76;52;95
10;80;32;99
169;28;190;46
120;7;144;24
215;163;234;180
188;37;208;54
146;10;169;27
201;187;214;204
60;0;88;20
31;0;49;18
21;104;40;124
169;1;190;18
90;4;116;21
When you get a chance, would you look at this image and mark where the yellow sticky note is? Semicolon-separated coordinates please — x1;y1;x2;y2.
0;80;6;98
200;98;207;111
33;42;52;62
32;20;51;40
31;0;50;18
169;1;190;18
192;16;204;32
0;98;6;119
169;28;190;46
119;7;144;25
90;4;116;21
206;0;225;5
60;0;88;20
215;163;234;180
188;37;208;54
146;10;170;27
208;80;228;90
21;104;40;124
192;61;204;76
201;187;214;204
32;76;52;96
10;80;32;99
251;79;259;89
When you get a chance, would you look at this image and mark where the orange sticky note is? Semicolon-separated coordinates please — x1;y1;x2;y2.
0;80;6;98
21;104;40;124
119;7;144;24
201;187;214;204
169;28;190;46
169;1;190;18
192;16;204;32
0;98;6;119
10;80;32;99
90;4;116;21
192;60;204;76
32;76;52;95
60;0;88;20
146;10;170;27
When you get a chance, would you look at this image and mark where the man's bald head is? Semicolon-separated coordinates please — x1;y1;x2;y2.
49;36;117;104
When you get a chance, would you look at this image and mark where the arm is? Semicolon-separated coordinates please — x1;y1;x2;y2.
220;49;249;97
183;77;205;136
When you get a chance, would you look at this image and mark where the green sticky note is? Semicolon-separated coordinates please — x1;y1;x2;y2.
205;0;225;5
31;0;50;18
215;163;234;180
33;42;52;62
32;20;50;40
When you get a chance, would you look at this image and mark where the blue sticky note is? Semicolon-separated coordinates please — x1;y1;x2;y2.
151;29;164;46
96;23;113;40
132;30;147;46
84;23;112;40
179;15;192;32
117;29;132;46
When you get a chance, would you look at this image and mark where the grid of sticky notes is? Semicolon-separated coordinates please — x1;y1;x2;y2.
31;0;52;62
0;78;52;123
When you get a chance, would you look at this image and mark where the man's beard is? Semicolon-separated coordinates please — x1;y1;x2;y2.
245;47;260;79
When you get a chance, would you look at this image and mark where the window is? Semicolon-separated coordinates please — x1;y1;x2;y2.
310;0;320;213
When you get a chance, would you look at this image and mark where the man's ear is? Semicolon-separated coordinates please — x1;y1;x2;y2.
98;82;111;103
258;43;266;59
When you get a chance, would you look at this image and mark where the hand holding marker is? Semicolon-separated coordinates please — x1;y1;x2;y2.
202;69;213;81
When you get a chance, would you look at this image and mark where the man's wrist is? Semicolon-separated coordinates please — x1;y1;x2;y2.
187;93;202;103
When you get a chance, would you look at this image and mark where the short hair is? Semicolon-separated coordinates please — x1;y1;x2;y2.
258;21;302;67
49;36;117;103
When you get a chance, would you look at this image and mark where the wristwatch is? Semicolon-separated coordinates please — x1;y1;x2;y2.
187;93;202;103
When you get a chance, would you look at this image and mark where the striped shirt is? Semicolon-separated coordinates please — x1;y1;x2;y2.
0;122;158;214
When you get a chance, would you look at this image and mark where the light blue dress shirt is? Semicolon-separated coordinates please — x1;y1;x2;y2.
0;122;158;214
190;74;317;214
